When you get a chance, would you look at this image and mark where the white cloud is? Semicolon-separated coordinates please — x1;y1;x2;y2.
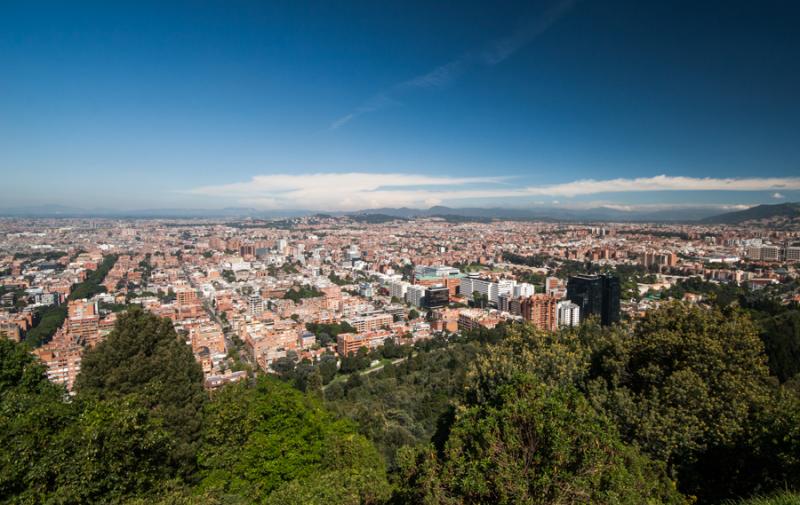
520;175;800;197
772;192;786;199
183;173;800;211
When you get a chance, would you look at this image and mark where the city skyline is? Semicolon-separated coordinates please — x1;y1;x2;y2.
2;0;799;211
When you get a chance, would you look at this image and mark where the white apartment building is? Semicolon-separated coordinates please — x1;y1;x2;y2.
390;280;410;300
557;300;580;327
406;285;427;307
513;282;535;298
460;275;516;306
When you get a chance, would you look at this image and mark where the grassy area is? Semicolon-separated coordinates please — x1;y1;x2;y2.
726;493;800;505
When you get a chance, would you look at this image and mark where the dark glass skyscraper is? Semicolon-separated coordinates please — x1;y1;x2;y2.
566;274;620;326
424;286;450;309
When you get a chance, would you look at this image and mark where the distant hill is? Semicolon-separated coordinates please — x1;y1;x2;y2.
701;202;800;224
0;204;743;223
345;205;724;223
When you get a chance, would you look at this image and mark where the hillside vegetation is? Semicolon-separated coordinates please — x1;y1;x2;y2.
2;301;800;504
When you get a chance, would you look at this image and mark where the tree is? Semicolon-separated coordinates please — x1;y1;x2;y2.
68;254;118;301
758;309;800;382
44;398;177;504
408;309;420;320
24;304;68;347
318;353;339;384
197;377;390;503
0;338;74;501
74;306;206;474
0;338;180;504
396;373;683;505
587;303;772;468
271;355;297;377
459;307;800;503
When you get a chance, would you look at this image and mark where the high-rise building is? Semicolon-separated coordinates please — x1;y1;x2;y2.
248;293;263;316
513;283;535;298
176;287;199;307
460;274;516;306
641;251;677;268
556;300;580;327
424;286;450;309
566;274;620;326
520;294;558;331
389;280;410;300
406;285;426;307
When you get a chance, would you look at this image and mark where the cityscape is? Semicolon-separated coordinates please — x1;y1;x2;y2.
4;213;799;392
2;1;800;504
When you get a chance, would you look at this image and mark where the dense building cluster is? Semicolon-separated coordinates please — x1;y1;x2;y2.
2;215;799;391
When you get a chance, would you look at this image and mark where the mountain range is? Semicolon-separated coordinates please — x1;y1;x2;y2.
699;202;800;224
1;202;797;224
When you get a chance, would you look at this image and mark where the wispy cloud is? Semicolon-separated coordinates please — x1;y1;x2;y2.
330;0;576;129
183;173;800;211
521;175;800;197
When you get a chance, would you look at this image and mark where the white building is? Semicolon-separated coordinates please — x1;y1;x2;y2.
276;239;288;254
406;285;427;307
390;280;410;300
248;293;263;317
513;283;535;298
415;265;460;278
460;275;517;306
557;301;580;328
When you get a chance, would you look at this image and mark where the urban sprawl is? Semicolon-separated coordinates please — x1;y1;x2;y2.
2;215;799;392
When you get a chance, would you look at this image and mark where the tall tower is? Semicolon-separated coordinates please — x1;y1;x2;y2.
566;274;620;326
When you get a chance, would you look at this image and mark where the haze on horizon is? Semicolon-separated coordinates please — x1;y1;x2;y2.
1;0;799;213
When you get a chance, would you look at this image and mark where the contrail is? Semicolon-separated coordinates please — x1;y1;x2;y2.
330;0;576;129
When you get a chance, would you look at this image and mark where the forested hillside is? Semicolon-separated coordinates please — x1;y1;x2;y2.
2;302;800;504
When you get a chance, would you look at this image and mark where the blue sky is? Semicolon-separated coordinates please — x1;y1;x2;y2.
1;0;799;211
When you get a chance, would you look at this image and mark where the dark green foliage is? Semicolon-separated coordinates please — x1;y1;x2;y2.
12;250;67;261
318;352;338;384
724;493;800;505
757;310;800;382
198;376;391;503
438;306;800;503
501;251;549;267
396;374;683;505
327;337;482;467
43;397;177;503
68;254;118;301
685;385;800;502
74;306;206;474
221;269;236;282
0;339;73;501
329;272;350;285
24;304;68;347
282;262;299;274
339;347;371;374
661;276;742;306
380;338;406;359
306;321;355;346
588;303;772;466
0;338;178;505
5;296;800;504
283;284;323;301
